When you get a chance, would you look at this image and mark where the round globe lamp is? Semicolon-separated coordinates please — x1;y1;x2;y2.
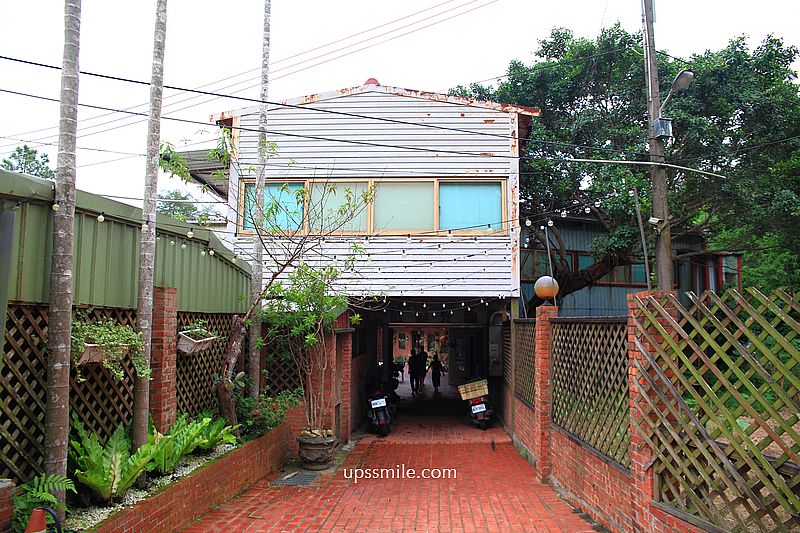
534;276;559;304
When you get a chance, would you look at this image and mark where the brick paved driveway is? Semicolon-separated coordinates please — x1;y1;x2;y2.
184;385;593;532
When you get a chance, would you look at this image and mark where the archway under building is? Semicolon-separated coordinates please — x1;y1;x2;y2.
346;299;511;437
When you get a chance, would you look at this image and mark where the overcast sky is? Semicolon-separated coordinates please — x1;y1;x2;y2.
0;0;796;208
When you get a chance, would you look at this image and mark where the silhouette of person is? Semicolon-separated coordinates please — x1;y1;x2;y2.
428;352;445;393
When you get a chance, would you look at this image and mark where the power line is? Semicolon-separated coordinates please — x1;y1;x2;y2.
0;84;654;162
0;0;494;148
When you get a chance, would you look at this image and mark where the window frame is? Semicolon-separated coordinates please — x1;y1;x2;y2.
237;177;508;236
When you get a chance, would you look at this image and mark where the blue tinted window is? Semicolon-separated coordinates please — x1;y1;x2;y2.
439;182;502;231
242;182;305;231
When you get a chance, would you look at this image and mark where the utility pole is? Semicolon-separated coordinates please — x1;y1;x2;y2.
641;0;673;290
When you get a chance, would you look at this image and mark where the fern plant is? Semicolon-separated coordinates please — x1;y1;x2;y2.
195;411;239;452
12;474;75;533
149;415;210;475
69;416;162;505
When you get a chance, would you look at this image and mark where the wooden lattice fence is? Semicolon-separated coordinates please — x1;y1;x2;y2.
550;317;630;468
176;312;235;416
513;320;536;406
633;288;800;532
2;303;137;485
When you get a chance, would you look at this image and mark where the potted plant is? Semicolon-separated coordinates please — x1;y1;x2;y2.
262;262;359;470
177;319;218;355
71;317;149;380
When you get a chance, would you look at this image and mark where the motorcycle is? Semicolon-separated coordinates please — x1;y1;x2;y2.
467;396;492;430
367;393;391;436
458;379;492;430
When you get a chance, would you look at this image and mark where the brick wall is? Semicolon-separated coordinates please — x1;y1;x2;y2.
549;429;633;532
0;479;13;533
350;351;371;432
95;404;304;533
502;293;704;533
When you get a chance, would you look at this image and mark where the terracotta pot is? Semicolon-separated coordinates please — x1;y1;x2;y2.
177;330;216;355
296;435;338;470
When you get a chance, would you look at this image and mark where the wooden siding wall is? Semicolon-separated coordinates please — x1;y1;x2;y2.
228;90;520;297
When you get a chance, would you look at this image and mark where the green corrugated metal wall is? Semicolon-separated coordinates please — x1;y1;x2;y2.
2;171;250;313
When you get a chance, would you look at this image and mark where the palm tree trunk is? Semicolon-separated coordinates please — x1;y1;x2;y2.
132;0;169;452
45;0;81;512
247;0;271;398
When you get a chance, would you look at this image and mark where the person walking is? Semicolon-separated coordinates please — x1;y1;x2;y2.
408;349;419;396
414;349;428;393
428;352;445;393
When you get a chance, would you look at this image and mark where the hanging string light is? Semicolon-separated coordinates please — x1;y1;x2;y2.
97;212;105;222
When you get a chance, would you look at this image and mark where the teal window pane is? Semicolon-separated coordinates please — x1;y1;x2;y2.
632;263;647;283
439;182;502;231
309;182;368;233
577;254;594;271
242;182;305;231
374;182;434;231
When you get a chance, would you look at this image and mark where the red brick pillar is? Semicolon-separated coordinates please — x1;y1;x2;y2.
0;479;14;532
627;290;677;531
532;305;557;481
338;330;353;444
150;286;178;433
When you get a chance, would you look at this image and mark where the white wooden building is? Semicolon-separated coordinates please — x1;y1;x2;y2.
184;79;539;299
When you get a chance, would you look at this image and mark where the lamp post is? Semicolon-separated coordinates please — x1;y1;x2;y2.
642;0;694;290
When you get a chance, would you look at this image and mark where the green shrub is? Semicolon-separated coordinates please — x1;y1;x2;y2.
149;415;209;475
12;474;75;532
195;411;239;452
69;416;162;505
234;388;302;440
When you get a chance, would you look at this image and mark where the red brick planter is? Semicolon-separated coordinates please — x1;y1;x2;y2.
93;405;303;533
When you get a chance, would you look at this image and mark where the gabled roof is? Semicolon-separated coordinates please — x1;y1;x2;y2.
211;78;540;122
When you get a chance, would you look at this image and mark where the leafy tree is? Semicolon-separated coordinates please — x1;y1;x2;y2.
1;145;56;180
452;25;800;309
156;189;217;222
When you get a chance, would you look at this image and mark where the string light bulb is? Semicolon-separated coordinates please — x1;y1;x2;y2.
142;222;149;230
51;203;60;212
594;200;601;207
97;212;105;222
186;230;193;238
423;303;427;308
442;303;446;308
200;250;206;256
181;243;187;250
584;207;591;214
406;234;411;244
403;301;407;307
170;240;175;246
208;249;215;256
525;219;532;227
561;210;567;218
547;219;554;227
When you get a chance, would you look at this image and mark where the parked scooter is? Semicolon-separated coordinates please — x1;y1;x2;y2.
366;375;396;436
458;379;492;430
367;391;392;436
467;395;492;430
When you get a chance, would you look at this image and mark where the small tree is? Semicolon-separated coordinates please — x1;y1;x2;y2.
262;262;358;434
2;145;56;180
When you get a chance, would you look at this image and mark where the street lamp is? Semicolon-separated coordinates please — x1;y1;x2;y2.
654;70;695;140
660;70;695;115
